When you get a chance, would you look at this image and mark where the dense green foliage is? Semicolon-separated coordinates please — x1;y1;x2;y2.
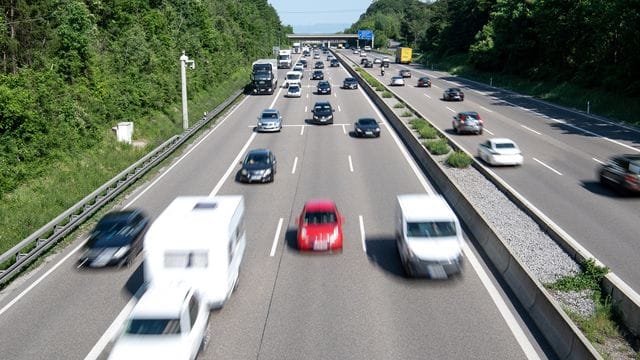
446;151;473;168
0;0;289;197
425;139;450;155
348;0;640;97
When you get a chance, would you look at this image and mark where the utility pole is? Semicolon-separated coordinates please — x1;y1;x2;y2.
179;51;195;130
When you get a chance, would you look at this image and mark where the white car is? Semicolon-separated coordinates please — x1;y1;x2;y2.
477;138;523;166
373;58;382;64
293;64;304;76
360;51;367;57
284;71;302;87
390;76;405;86
286;84;302;98
109;284;209;360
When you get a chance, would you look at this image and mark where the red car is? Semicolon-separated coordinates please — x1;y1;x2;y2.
297;200;344;252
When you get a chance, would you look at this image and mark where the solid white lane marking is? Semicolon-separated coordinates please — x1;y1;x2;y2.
291;156;298;174
300;126;304;135
478;105;493;113
0;95;253;319
461;243;541;360
592;157;605;165
304;106;308;112
359;215;366;252
342;124;347;134
270;218;284;257
446;106;456;113
484;128;495;135
348;155;354;172
520;125;542;135
423;93;431;99
473;89;489;96
209;133;257;196
533;158;563;176
338;105;342;112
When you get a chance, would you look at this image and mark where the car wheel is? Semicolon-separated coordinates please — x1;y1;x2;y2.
453;124;458;134
402;257;413;278
478;129;483;135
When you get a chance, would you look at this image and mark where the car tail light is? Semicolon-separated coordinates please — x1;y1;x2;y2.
624;174;639;185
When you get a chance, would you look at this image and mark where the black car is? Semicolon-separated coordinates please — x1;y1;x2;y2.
316;80;332;95
353;118;381;138
417;76;431;87
299;59;308;68
238;149;277;183
79;210;149;268
599;154;640;195
443;87;464;101
360;58;369;65
343;77;358;89
330;59;340;67
315;61;324;69
363;60;373;68
312;70;324;80
311;101;335;124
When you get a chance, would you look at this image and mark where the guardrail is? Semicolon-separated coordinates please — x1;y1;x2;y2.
0;89;244;285
335;51;603;359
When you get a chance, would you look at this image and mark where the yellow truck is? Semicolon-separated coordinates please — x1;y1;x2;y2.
395;47;412;64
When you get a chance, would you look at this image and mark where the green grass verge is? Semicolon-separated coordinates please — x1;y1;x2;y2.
424;139;450;155
447;151;473;168
400;110;413;117
394;102;406;108
0;73;248;255
382;91;393;98
423;54;640;126
418;126;439;139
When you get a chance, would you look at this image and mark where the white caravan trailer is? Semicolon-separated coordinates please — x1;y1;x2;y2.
144;196;246;308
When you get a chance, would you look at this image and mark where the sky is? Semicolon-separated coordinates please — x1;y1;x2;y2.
267;0;374;34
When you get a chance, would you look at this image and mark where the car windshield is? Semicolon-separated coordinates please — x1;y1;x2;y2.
126;318;181;335
261;112;278;119
245;153;271;165
345;78;355;83
406;221;457;238
289;86;300;92
287;74;300;80
358;119;377;126
495;143;516;149
90;217;136;247
449;88;461;92
315;104;332;112
304;211;337;224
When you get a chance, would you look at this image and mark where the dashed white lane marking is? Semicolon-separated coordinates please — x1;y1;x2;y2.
338;105;342;112
423;93;431;99
520;125;542;135
478;105;493;113
300;126;304;135
348;155;354;172
342;124;347;134
359;215;366;252
533;158;563;176
446;106;456;113
270;218;284;257
291;156;298;174
304;106;308;112
484;128;495;135
592;157;605;165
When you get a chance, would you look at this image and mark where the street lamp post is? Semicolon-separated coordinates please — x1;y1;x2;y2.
179;51;195;130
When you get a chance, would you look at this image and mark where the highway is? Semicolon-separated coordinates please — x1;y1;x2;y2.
339;49;640;292
0;52;553;359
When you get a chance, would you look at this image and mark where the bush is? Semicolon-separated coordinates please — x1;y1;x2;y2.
382;91;393;98
447;151;473;168
394;102;406;108
400;110;412;117
409;118;428;130
418;126;439;139
425;139;450;155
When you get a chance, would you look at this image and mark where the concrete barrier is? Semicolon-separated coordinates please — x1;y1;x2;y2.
336;52;602;359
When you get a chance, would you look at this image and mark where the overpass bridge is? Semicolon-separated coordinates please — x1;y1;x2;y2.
286;33;365;47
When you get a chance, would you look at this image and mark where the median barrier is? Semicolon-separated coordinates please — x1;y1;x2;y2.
336;51;602;359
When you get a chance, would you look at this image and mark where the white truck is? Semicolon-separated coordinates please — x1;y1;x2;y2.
293;42;301;54
278;49;292;69
396;194;464;279
251;59;278;95
143;196;246;309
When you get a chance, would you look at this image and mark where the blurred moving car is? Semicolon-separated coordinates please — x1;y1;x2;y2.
108;284;209;360
360;58;369;65
297;199;344;252
286;84;302;98
79;209;149;268
342;77;358;89
443;87;464;101
373;58;382;64
330;59;340;67
364;60;374;68
353;118;381;138
396;194;464;278
599;154;640;195
256;108;282;132
310;101;334;124
390;76;405;86
311;70;324;80
360;51;367;57
452;111;483;135
300;59;308;67
477;138;523;166
315;61;324;69
316;80;332;95
382;59;390;68
417;77;431;87
400;69;411;78
238;149;277;183
314;53;320;59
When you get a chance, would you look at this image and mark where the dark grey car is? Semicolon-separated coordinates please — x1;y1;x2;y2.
599;154;640;195
311;101;335;124
238;149;277;183
353;118;381;137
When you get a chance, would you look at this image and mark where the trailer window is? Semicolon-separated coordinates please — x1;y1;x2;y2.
164;251;208;268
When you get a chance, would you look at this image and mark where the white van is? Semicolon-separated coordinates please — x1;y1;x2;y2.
396;194;463;279
144;196;246;308
284;70;302;87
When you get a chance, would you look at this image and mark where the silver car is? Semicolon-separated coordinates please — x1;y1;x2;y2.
256;108;282;132
390;76;405;86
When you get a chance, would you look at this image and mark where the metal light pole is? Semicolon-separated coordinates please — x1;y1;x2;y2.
179;51;195;130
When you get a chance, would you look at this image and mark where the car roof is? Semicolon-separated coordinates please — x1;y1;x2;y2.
489;137;516;144
318;80;330;84
357;118;377;123
314;101;332;106
304;199;337;211
98;210;140;223
447;87;461;91
392;76;403;79
130;284;192;318
262;108;278;114
459;111;479;116
247;148;272;156
397;194;457;222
